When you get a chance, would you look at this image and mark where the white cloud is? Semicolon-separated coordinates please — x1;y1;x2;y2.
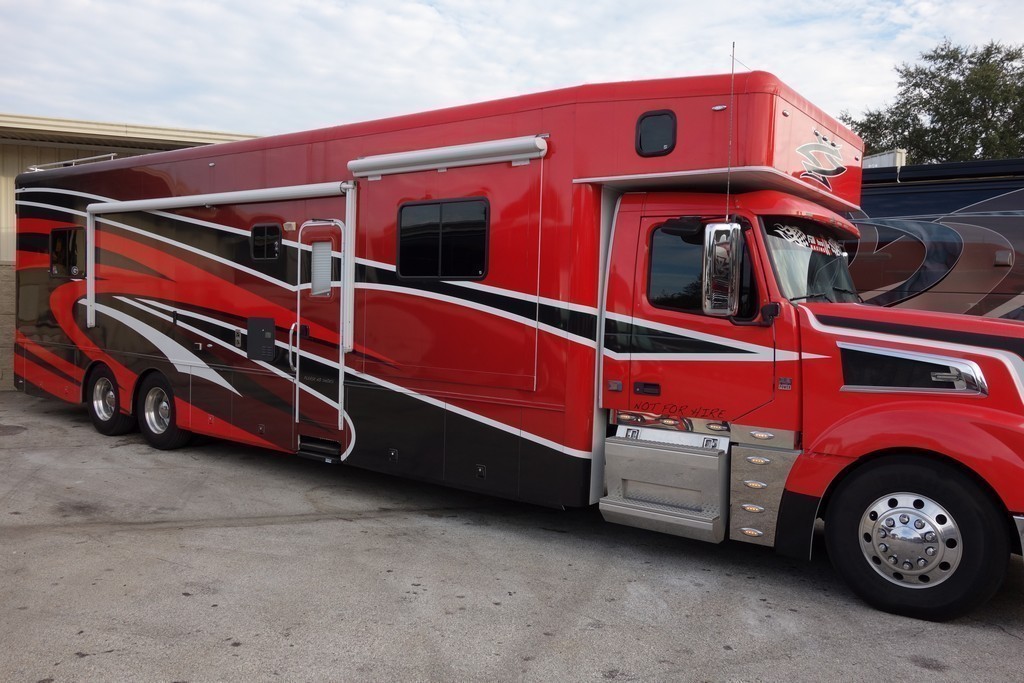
0;0;1021;135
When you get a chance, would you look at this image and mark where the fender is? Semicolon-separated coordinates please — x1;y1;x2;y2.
797;400;1024;512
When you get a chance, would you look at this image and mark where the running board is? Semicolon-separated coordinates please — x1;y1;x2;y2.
600;436;729;543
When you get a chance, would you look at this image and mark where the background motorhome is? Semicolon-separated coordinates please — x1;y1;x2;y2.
849;158;1024;319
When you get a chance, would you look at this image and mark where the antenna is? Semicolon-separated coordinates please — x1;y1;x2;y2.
724;42;736;221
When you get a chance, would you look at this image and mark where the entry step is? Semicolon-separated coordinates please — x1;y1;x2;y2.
599;494;724;543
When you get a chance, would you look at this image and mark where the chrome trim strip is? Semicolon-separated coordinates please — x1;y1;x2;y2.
837;341;988;397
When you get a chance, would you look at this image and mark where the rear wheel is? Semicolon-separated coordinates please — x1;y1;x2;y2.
86;365;136;436
135;373;192;450
825;456;1009;621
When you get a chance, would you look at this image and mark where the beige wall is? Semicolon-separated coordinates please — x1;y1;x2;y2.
0;142;159;264
1;144;154;391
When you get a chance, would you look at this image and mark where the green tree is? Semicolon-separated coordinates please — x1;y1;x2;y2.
841;40;1024;163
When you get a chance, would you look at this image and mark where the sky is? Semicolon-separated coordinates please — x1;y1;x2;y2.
1;0;1023;137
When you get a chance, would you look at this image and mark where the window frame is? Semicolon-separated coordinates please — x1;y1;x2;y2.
48;226;85;279
250;223;282;262
645;220;760;320
646;224;705;315
635;109;677;158
396;197;490;281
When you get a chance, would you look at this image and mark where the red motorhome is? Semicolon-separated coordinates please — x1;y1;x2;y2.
14;71;1024;619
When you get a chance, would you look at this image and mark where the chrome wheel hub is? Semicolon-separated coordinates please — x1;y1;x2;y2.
859;492;962;588
92;377;116;422
143;386;171;435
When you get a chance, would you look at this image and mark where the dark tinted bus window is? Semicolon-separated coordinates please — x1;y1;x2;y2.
399;199;487;279
648;227;702;312
399;203;442;277
440;201;487;277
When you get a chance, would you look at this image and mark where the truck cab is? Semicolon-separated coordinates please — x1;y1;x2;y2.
600;188;1024;620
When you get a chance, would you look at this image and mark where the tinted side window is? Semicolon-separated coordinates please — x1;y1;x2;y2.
647;227;703;313
251;224;281;261
636;110;677;157
50;227;85;278
398;199;487;279
440;201;487;277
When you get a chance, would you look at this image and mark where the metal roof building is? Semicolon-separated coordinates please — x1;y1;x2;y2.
0;113;254;390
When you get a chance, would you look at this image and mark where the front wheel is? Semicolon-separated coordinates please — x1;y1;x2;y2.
825;456;1009;621
135;373;192;450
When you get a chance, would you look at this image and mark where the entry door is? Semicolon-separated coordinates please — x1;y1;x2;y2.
294;220;345;432
626;215;776;426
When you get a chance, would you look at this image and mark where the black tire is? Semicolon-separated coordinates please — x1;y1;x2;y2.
135;373;192;450
825;456;1009;621
85;364;136;436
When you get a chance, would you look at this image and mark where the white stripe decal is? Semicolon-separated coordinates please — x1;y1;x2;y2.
17;200;298;292
127;298;592;460
23;188;593;319
81;299;239;396
345;367;593;460
607;311;779;361
356;282;597;349
445;278;600;317
131;298;348;413
121;297;359;460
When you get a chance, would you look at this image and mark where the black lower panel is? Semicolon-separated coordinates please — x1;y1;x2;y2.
444;408;521;499
343;379;592;508
344;381;445;482
520;440;592;508
774;490;821;560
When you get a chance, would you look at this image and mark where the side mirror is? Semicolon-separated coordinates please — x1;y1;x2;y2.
702;223;742;317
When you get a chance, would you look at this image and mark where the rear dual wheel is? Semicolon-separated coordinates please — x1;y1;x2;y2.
86;365;136;436
825;456;1009;621
136;373;192;450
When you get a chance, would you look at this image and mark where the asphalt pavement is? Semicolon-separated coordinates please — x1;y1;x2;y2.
2;393;1022;682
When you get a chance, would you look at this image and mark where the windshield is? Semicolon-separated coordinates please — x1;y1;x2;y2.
762;217;859;303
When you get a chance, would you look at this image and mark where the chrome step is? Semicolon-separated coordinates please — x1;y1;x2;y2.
599;494;724;542
601;436;729;543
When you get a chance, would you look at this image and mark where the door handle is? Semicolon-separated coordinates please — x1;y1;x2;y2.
288;322;299;372
634;382;661;396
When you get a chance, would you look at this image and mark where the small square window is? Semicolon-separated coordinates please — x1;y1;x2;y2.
636;110;677;157
50;227;85;278
251;224;282;261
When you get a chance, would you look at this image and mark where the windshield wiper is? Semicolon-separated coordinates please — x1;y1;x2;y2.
831;286;864;303
789;291;834;303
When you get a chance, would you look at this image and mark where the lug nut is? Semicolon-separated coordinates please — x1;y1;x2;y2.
878;529;888;539
889;555;898;565
914;520;925;530
918;558;928;568
902;561;913;570
899;514;910;524
879;543;889;553
885;518;896;528
925;532;937;542
926;547;937;556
